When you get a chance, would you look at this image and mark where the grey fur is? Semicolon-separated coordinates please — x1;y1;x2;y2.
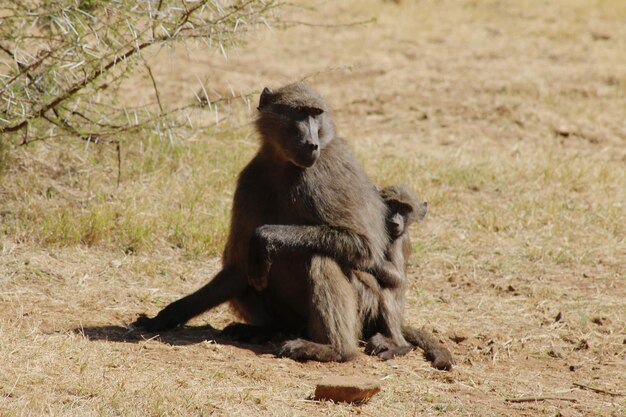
133;83;453;368
359;185;454;369
133;82;389;362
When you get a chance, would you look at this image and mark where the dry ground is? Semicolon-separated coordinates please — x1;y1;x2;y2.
1;0;625;416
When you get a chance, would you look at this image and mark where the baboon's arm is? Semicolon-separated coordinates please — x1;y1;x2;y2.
133;265;248;331
368;260;404;288
247;224;374;290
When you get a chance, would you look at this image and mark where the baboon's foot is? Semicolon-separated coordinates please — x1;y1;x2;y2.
279;338;355;362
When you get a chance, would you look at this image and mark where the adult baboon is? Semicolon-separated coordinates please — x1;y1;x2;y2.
133;82;452;368
134;82;389;362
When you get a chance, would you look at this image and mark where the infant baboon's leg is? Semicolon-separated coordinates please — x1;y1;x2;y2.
379;288;408;346
364;287;411;360
365;332;412;358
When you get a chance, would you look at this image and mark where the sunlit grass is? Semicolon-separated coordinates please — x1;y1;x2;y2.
2;122;623;275
1;119;257;257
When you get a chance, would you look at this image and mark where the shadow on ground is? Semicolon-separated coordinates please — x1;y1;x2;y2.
73;323;281;356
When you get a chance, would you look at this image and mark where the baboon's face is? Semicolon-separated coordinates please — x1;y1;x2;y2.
380;185;427;238
385;201;413;239
256;83;335;168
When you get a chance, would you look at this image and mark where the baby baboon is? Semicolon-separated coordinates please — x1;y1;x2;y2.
359;185;453;369
133;82;389;362
371;184;427;289
358;185;422;357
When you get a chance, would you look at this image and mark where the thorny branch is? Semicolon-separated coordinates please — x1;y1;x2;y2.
0;0;281;137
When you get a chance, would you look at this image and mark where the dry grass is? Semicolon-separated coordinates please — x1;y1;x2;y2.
1;0;625;416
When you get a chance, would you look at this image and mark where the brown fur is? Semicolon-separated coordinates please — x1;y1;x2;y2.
133;84;453;368
359;185;454;369
133;82;388;362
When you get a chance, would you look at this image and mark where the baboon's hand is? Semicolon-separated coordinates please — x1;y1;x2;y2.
247;231;272;291
132;313;178;332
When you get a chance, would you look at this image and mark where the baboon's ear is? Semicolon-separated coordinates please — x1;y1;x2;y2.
258;87;273;110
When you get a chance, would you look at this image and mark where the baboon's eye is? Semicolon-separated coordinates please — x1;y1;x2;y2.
399;204;413;217
389;201;412;217
303;106;324;116
272;104;305;119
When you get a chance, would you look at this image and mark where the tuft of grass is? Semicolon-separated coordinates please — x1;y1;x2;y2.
5;122;623;273
0;140;10;176
1;114;257;257
352;143;626;290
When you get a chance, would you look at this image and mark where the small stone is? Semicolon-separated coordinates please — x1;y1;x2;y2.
591;316;610;326
314;376;381;403
554;125;573;137
574;339;589;351
591;30;611;41
548;345;564;359
450;334;467;344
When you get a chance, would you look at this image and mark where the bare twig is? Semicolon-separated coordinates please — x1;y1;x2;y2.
280;17;375;28
505;396;578;403
140;53;163;114
573;382;624;397
0;46;55;98
116;141;122;188
150;0;164;40
0;43;14;56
